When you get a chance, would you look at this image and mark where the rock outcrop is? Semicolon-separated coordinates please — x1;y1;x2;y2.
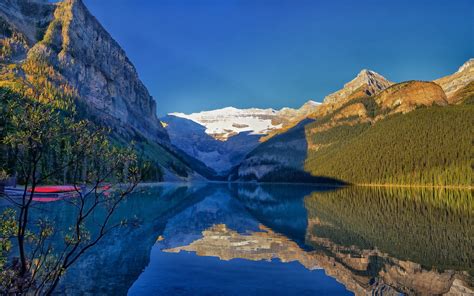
435;58;474;103
449;81;474;105
332;102;368;121
375;80;448;115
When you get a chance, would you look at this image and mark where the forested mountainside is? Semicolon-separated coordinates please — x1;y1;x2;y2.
305;104;472;186
0;0;215;181
232;61;473;186
304;78;471;187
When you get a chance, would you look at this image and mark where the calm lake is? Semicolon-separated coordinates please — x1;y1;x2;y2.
19;183;474;295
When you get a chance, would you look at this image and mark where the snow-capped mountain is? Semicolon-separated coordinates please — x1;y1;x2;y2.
170;101;320;141
161;115;261;174
170;107;282;141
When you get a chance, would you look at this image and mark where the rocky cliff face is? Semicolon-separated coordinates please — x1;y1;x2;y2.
27;0;167;142
435;58;474;103
0;0;217;180
1;0;167;142
0;0;54;62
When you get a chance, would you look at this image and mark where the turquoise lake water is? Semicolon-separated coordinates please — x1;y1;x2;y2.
12;183;472;295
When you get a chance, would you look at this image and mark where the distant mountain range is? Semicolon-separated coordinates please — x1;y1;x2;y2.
163;101;320;173
1;0;472;186
166;59;473;186
169;100;320;141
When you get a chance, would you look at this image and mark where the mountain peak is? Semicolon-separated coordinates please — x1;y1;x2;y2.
303;100;321;106
457;58;474;73
357;69;371;76
434;58;474;101
323;69;392;104
356;69;388;83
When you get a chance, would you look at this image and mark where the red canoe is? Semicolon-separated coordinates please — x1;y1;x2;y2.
28;185;79;193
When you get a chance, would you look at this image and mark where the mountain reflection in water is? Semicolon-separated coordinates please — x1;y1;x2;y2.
14;183;472;295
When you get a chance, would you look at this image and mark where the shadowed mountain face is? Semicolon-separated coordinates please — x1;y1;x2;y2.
228;119;324;182
161;115;261;174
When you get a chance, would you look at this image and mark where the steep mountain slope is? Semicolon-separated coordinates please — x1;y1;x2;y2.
303;80;459;185
435;58;474;103
228;119;314;182
30;0;167;142
0;0;55;62
0;0;211;181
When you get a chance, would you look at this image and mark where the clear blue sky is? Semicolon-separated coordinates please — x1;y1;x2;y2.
83;0;473;115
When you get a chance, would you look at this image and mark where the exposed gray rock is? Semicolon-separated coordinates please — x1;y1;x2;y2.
0;0;217;181
162;115;261;174
25;0;168;142
435;58;474;102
